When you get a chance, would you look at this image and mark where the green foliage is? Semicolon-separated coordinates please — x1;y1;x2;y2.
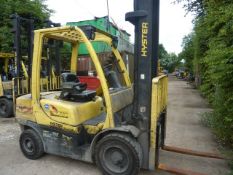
159;44;168;60
179;33;195;71
160;53;180;72
0;0;52;52
229;161;233;175
159;44;180;72
179;0;233;148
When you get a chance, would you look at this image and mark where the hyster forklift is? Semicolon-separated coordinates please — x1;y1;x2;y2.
16;0;223;175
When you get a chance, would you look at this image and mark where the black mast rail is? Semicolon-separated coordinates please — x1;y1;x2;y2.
11;14;34;78
126;0;160;169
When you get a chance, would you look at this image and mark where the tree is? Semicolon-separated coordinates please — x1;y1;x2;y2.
159;44;168;60
178;0;233;147
0;0;53;52
161;53;180;72
159;44;180;72
176;0;205;18
179;33;195;72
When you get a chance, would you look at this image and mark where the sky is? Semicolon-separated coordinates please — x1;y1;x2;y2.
45;0;194;54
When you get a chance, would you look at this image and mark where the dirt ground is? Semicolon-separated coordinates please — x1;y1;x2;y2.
0;76;230;175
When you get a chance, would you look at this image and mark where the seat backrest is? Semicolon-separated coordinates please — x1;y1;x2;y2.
61;73;78;82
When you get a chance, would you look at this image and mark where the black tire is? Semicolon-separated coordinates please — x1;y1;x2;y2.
19;129;44;160
95;133;142;175
0;98;13;118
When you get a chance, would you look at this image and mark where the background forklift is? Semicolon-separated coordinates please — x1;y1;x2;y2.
15;0;224;175
0;14;33;118
0;15;33;117
0;52;32;118
0;14;62;118
12;14;62;94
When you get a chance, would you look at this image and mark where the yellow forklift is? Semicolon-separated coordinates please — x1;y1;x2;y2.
0;52;30;118
0;52;30;117
15;1;223;175
16;25;151;174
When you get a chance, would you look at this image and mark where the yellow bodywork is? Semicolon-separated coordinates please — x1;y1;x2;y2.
16;26;132;134
16;91;104;133
49;67;60;90
40;95;104;126
16;94;34;121
0;77;13;96
0;77;3;96
0;52;14;58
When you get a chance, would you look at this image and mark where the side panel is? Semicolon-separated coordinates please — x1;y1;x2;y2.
39;96;104;126
16;95;34;121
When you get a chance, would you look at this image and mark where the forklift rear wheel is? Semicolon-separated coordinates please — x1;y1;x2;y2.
20;129;44;160
95;133;142;175
0;98;13;118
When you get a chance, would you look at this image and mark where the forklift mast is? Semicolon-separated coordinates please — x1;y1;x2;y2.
11;14;34;78
126;0;160;168
11;15;61;78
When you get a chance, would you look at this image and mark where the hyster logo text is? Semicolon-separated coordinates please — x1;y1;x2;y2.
141;22;148;57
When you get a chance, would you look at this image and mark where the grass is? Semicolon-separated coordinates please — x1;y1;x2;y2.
200;112;213;128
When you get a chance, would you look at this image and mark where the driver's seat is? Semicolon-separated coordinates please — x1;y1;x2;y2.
60;73;96;102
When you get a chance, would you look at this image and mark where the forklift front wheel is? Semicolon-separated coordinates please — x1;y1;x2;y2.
95;133;142;175
20;129;44;160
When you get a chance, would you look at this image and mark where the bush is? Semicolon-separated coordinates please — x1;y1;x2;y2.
179;0;233;149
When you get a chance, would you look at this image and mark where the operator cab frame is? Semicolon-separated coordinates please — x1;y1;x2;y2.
24;26;132;131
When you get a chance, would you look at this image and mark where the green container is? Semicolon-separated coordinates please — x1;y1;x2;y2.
66;17;130;55
78;41;111;55
67;17;118;36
